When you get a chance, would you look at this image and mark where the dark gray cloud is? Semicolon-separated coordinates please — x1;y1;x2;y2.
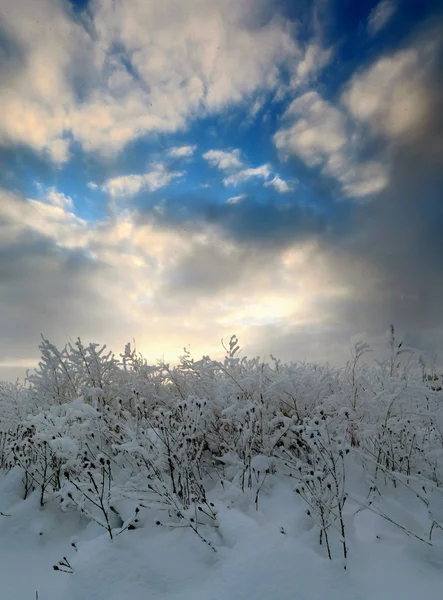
244;322;359;366
0;24;26;79
158;239;280;299
143;193;331;249
299;47;443;357
0;231;126;366
144;27;443;361
140;193;332;301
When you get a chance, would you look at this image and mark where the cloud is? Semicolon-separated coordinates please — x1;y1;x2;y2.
367;0;397;36
2;55;443;378
223;164;271;186
274;91;388;199
245;322;357;366
45;187;74;210
0;184;330;380
326;158;388;198
342;48;433;140
144;195;326;250
208;27;443;363
0;0;91;162
102;175;148;199
275;30;442;202
168;145;197;158
274;92;347;166
203;149;273;187
264;175;294;193
0;186;187;369
1;3;442;381
0;0;299;160
227;194;247;204
203;149;243;171
0;189;87;250
158;234;273;296
248;136;443;365
290;42;332;89
307;32;443;358
247;97;265;122
102;164;184;198
0;192;125;373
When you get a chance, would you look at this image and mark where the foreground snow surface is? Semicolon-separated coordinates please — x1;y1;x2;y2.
1;469;443;600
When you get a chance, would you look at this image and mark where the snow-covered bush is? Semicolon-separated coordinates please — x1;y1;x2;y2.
0;331;442;565
279;410;349;564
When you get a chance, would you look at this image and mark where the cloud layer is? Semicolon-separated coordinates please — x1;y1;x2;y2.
0;0;300;160
0;0;442;379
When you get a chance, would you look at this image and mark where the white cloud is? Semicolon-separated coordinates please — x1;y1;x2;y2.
103;175;147;198
326;158;389;198
0;0;300;160
342;49;431;139
0;185;356;377
0;189;87;250
203;149;243;171
264;175;294;193
274;91;388;199
102;164;184;198
367;0;397;36
248;97;265;121
204;149;278;189
47;139;71;164
291;43;332;89
274;39;438;200
274;92;347;167
0;0;90;162
45;187;73;210
0;0;358;166
227;193;247;204
88;182;99;190
168;145;197;158
223;164;271;187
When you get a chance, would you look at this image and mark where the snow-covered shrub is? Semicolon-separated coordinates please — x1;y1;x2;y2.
0;330;442;564
278;410;349;564
9;398;100;505
26;338;121;407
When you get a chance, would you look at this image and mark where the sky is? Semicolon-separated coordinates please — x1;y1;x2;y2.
0;0;442;379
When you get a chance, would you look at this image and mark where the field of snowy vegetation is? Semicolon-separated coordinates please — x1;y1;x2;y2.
0;331;443;599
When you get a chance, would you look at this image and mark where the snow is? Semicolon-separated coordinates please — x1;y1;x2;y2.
1;335;443;598
1;470;443;600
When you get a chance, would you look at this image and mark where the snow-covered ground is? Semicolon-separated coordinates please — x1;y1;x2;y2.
1;335;443;599
1;466;443;600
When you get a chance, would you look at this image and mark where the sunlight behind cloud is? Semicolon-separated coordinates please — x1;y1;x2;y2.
0;184;355;372
0;0;442;380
